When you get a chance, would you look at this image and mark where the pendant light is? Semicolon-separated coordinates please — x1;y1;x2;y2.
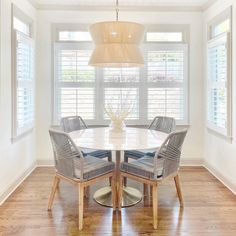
89;0;145;67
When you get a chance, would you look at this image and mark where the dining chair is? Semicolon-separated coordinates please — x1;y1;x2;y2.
60;116;112;162
119;129;187;229
124;116;176;162
61;115;88;132
123;116;176;187
48;129;116;230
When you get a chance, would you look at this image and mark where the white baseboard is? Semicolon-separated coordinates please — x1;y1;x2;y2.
180;158;203;166
204;161;236;195
0;162;37;205
37;159;54;166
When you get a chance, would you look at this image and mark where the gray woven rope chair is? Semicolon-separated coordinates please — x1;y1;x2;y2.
48;129;116;230
60;116;112;162
124;116;176;162
119;129;187;229
124;116;175;187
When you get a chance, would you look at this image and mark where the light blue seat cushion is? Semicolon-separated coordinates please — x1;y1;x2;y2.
121;156;164;180
74;156;115;180
82;150;111;158
124;150;155;159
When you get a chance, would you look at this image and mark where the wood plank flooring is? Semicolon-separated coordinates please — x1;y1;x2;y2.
0;167;236;236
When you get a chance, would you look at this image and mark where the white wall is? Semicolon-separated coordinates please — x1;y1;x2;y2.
0;0;37;204
36;10;204;165
203;0;236;193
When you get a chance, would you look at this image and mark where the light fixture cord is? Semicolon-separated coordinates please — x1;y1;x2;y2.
116;0;119;21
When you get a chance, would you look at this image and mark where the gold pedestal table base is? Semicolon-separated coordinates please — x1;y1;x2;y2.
93;186;142;207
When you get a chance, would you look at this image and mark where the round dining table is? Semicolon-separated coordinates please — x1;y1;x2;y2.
69;127;168;208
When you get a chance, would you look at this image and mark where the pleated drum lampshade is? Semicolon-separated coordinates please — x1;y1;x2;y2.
89;21;145;67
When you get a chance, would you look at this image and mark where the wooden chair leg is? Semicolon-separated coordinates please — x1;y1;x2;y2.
143;183;148;196
78;183;84;231
108;155;113;186
111;174;117;211
109;176;112;186
118;176;123;211
152;183;158;229
123;155;128;187
150;185;153;197
123;177;127;187
84;186;89;198
174;174;184;208
48;175;60;211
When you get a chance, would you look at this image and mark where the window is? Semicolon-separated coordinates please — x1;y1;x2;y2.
12;7;34;139
207;7;232;137
54;43;95;121
13;17;30;36
145;44;188;121
146;32;183;42
53;28;188;125
211;19;230;38
59;31;92;41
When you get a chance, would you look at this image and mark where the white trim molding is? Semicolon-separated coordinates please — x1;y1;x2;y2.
37;159;54;166
27;0;217;12
36;5;203;12
180;158;203;166
202;0;217;11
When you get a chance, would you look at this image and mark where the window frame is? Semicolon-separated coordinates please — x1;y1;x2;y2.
52;24;189;126
206;6;232;138
11;5;35;140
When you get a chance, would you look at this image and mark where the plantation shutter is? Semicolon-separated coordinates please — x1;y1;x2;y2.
207;33;230;135
54;43;95;122
146;44;188;123
13;31;34;137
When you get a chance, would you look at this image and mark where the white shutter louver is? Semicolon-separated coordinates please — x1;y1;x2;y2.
104;68;139;83
146;45;187;123
60;88;94;119
148;50;184;83
59;50;95;82
13;31;34;137
207;33;229;134
54;44;95;122
148;88;184;120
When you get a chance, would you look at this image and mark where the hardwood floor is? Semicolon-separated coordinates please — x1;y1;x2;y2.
0;167;236;236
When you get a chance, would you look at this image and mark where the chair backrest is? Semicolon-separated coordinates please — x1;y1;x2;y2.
60;116;88;133
148;116;176;134
49;129;84;179
154;129;187;179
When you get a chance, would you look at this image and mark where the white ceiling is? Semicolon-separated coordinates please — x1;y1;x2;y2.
29;0;215;8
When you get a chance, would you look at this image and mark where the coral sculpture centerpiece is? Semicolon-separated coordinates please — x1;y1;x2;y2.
104;89;134;132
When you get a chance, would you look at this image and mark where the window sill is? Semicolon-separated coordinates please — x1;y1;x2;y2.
11;128;34;143
206;127;232;143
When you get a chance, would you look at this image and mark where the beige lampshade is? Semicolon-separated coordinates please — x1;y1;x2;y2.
89;21;145;67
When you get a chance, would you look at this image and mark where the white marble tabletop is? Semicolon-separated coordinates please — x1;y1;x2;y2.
69;127;168;151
